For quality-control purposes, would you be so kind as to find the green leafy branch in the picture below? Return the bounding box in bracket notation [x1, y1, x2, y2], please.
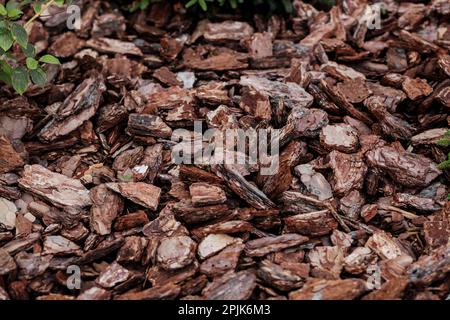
[436, 130, 450, 200]
[0, 0, 63, 95]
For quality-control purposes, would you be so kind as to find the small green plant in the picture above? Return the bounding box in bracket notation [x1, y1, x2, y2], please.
[0, 0, 63, 95]
[436, 130, 450, 199]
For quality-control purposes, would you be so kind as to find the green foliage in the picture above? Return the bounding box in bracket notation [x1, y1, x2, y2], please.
[130, 0, 294, 13]
[0, 0, 63, 95]
[436, 130, 450, 200]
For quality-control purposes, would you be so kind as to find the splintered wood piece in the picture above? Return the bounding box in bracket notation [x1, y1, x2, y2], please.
[244, 234, 309, 257]
[18, 165, 92, 208]
[106, 182, 161, 211]
[309, 246, 345, 279]
[90, 184, 124, 235]
[189, 183, 227, 206]
[215, 165, 275, 210]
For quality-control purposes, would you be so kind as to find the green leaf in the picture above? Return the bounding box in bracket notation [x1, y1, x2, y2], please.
[55, 0, 65, 7]
[33, 3, 42, 15]
[11, 66, 30, 95]
[39, 54, 60, 64]
[30, 67, 47, 86]
[198, 0, 207, 10]
[11, 23, 28, 48]
[0, 28, 13, 51]
[438, 159, 450, 170]
[185, 0, 198, 8]
[0, 4, 7, 16]
[26, 57, 38, 70]
[22, 42, 36, 58]
[0, 61, 12, 86]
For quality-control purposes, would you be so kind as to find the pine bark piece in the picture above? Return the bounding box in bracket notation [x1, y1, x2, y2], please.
[117, 236, 147, 263]
[0, 248, 16, 275]
[339, 190, 365, 220]
[393, 193, 440, 213]
[191, 220, 253, 239]
[189, 183, 227, 207]
[106, 182, 161, 211]
[328, 151, 368, 195]
[116, 283, 180, 300]
[362, 277, 408, 300]
[366, 146, 441, 187]
[14, 252, 52, 279]
[202, 270, 257, 300]
[319, 79, 373, 125]
[408, 244, 450, 285]
[147, 259, 197, 285]
[289, 278, 367, 300]
[156, 236, 196, 271]
[78, 238, 124, 265]
[402, 77, 433, 100]
[257, 260, 309, 292]
[0, 136, 24, 174]
[320, 124, 359, 153]
[365, 231, 410, 260]
[172, 200, 230, 224]
[113, 211, 149, 231]
[197, 234, 238, 260]
[153, 67, 182, 87]
[203, 21, 254, 41]
[284, 210, 338, 237]
[240, 76, 314, 109]
[309, 246, 345, 279]
[245, 234, 309, 258]
[0, 198, 17, 230]
[294, 165, 333, 201]
[200, 243, 244, 278]
[78, 287, 111, 300]
[321, 62, 366, 81]
[43, 236, 82, 256]
[279, 107, 329, 147]
[49, 32, 85, 58]
[184, 49, 248, 71]
[216, 165, 275, 210]
[244, 32, 273, 59]
[112, 147, 144, 173]
[86, 37, 143, 56]
[344, 247, 377, 274]
[18, 165, 92, 208]
[38, 74, 105, 142]
[179, 165, 223, 185]
[1, 232, 40, 255]
[96, 262, 131, 289]
[239, 87, 272, 120]
[336, 78, 371, 103]
[90, 184, 124, 235]
[127, 113, 172, 139]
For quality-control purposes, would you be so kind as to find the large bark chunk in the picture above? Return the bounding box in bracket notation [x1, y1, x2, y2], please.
[90, 184, 124, 235]
[0, 136, 24, 173]
[202, 270, 257, 300]
[245, 234, 309, 257]
[106, 182, 161, 211]
[18, 165, 92, 208]
[289, 278, 367, 300]
[366, 146, 441, 187]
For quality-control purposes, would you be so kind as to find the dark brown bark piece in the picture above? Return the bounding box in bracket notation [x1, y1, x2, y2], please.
[127, 114, 172, 139]
[115, 283, 180, 300]
[113, 211, 149, 231]
[284, 210, 338, 237]
[328, 151, 367, 195]
[0, 136, 24, 174]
